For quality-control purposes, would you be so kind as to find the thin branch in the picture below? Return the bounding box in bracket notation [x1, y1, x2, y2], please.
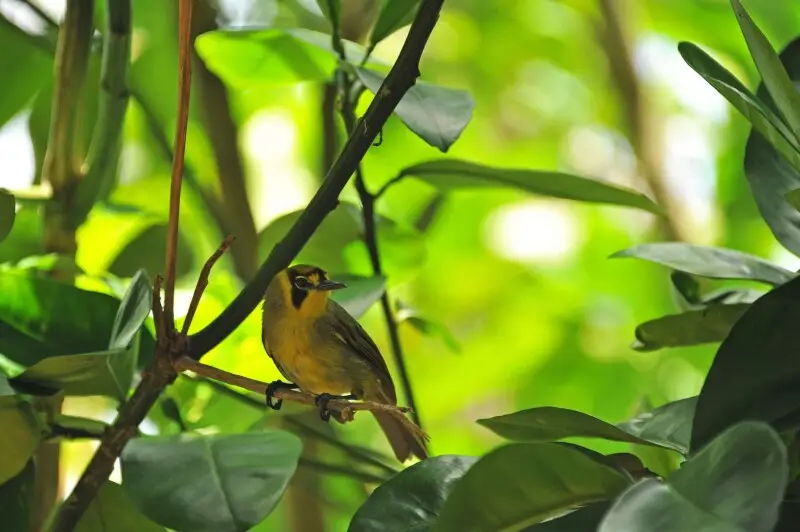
[164, 0, 194, 327]
[188, 0, 448, 360]
[298, 457, 388, 484]
[174, 357, 426, 442]
[19, 0, 58, 30]
[182, 235, 235, 335]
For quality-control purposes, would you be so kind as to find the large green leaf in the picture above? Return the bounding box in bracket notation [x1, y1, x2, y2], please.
[121, 431, 302, 532]
[0, 459, 35, 531]
[478, 399, 692, 454]
[612, 243, 793, 286]
[369, 0, 420, 46]
[109, 270, 152, 350]
[691, 276, 800, 451]
[679, 42, 800, 175]
[731, 0, 800, 141]
[0, 393, 40, 485]
[431, 442, 630, 531]
[0, 189, 14, 243]
[393, 159, 663, 214]
[355, 67, 475, 152]
[11, 349, 134, 400]
[329, 274, 386, 318]
[743, 36, 800, 256]
[632, 304, 750, 351]
[76, 482, 165, 532]
[0, 18, 52, 129]
[600, 422, 787, 532]
[349, 455, 478, 532]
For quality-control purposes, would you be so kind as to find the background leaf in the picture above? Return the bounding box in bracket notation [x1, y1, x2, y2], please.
[348, 455, 477, 532]
[329, 274, 386, 318]
[369, 0, 420, 46]
[121, 431, 303, 532]
[632, 304, 750, 351]
[0, 459, 35, 531]
[0, 395, 40, 485]
[0, 189, 15, 243]
[76, 482, 165, 532]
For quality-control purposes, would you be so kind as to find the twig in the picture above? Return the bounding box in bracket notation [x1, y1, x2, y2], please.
[298, 457, 388, 484]
[182, 235, 235, 335]
[163, 0, 194, 327]
[174, 357, 426, 442]
[19, 0, 58, 30]
[188, 0, 448, 360]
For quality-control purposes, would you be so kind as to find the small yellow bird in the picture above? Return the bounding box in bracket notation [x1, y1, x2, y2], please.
[261, 264, 428, 462]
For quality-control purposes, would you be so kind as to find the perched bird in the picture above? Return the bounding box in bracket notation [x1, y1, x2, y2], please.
[261, 264, 428, 462]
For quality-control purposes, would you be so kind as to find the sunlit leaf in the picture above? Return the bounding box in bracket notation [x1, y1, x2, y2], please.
[349, 455, 477, 532]
[329, 274, 386, 318]
[355, 67, 474, 152]
[0, 18, 52, 130]
[431, 443, 630, 531]
[0, 391, 40, 485]
[612, 243, 793, 286]
[600, 422, 787, 532]
[731, 0, 800, 141]
[0, 189, 15, 243]
[0, 459, 35, 531]
[369, 0, 420, 46]
[121, 431, 302, 532]
[691, 276, 800, 450]
[632, 304, 750, 351]
[76, 482, 165, 532]
[394, 159, 663, 214]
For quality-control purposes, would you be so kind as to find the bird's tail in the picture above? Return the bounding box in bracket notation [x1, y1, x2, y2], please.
[373, 411, 429, 463]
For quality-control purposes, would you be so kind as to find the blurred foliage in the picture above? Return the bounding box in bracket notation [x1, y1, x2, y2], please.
[2, 0, 800, 530]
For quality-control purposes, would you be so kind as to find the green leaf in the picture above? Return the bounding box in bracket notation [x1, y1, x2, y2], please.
[612, 243, 793, 286]
[397, 304, 460, 353]
[109, 270, 152, 350]
[525, 503, 611, 531]
[0, 18, 52, 129]
[431, 443, 630, 531]
[48, 414, 108, 440]
[76, 482, 165, 532]
[121, 431, 303, 532]
[670, 271, 702, 309]
[743, 36, 800, 256]
[477, 401, 690, 454]
[632, 304, 750, 351]
[348, 455, 478, 532]
[355, 67, 474, 152]
[0, 459, 35, 531]
[731, 0, 800, 141]
[600, 422, 787, 532]
[616, 397, 696, 455]
[316, 0, 341, 29]
[0, 397, 40, 485]
[370, 0, 420, 46]
[329, 274, 386, 318]
[395, 159, 663, 214]
[691, 276, 800, 451]
[11, 349, 134, 400]
[679, 42, 800, 175]
[0, 189, 15, 243]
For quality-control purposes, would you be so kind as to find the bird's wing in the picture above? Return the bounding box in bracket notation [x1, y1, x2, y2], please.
[326, 300, 396, 398]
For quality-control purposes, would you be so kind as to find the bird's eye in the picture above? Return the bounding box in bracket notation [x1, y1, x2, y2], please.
[293, 276, 312, 290]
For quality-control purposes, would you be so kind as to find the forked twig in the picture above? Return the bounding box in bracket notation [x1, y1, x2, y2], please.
[181, 235, 235, 335]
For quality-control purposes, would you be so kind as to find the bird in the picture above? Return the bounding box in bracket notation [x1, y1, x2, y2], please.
[261, 264, 428, 462]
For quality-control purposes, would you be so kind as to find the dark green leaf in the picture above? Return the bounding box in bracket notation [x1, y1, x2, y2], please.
[743, 36, 800, 256]
[612, 243, 793, 286]
[679, 42, 800, 174]
[109, 270, 152, 350]
[348, 455, 477, 532]
[600, 422, 787, 532]
[670, 271, 702, 309]
[478, 402, 689, 454]
[12, 349, 133, 400]
[692, 276, 800, 450]
[370, 0, 420, 46]
[0, 459, 35, 530]
[396, 159, 663, 214]
[0, 398, 40, 485]
[731, 0, 800, 141]
[121, 431, 302, 532]
[49, 414, 108, 440]
[355, 67, 474, 152]
[632, 304, 750, 351]
[0, 19, 52, 129]
[76, 482, 165, 532]
[0, 189, 15, 243]
[524, 503, 610, 531]
[329, 275, 386, 318]
[616, 397, 696, 455]
[432, 443, 630, 531]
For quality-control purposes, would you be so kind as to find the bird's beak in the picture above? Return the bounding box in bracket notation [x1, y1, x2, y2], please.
[316, 279, 347, 291]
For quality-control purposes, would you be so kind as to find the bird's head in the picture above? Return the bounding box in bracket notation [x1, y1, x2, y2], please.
[281, 264, 347, 313]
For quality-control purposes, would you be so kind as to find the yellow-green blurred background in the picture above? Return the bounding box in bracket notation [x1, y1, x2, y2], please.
[3, 0, 800, 529]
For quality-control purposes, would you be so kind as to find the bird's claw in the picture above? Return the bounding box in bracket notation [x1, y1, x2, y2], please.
[266, 380, 296, 411]
[315, 393, 335, 422]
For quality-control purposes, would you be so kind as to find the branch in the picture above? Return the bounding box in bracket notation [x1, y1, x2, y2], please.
[182, 235, 235, 335]
[188, 0, 447, 360]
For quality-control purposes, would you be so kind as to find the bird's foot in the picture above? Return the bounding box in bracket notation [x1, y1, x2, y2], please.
[265, 380, 298, 411]
[314, 393, 355, 422]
